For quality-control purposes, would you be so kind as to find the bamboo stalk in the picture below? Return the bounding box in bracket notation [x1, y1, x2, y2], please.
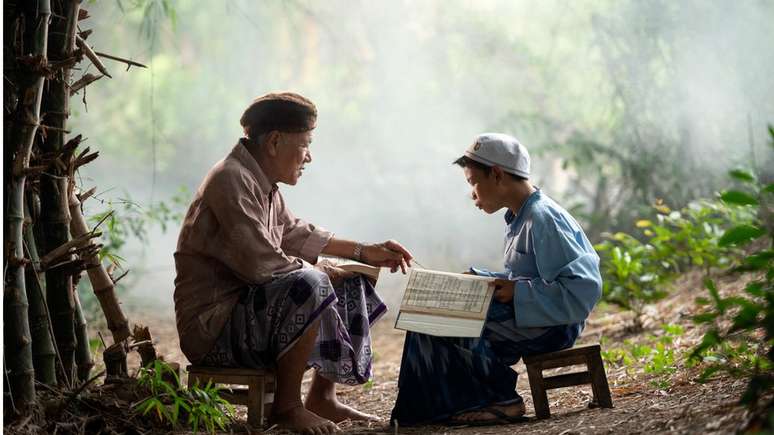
[72, 288, 94, 382]
[68, 191, 131, 343]
[4, 0, 52, 411]
[103, 343, 128, 384]
[39, 0, 81, 386]
[132, 324, 157, 368]
[23, 198, 57, 386]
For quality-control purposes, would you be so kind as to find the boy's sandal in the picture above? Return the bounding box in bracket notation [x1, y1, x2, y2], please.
[447, 406, 530, 427]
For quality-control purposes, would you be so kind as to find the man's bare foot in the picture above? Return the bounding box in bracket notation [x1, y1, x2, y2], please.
[270, 404, 339, 434]
[450, 401, 526, 425]
[305, 395, 381, 423]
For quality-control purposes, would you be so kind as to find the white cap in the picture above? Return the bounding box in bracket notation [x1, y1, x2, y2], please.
[464, 133, 530, 178]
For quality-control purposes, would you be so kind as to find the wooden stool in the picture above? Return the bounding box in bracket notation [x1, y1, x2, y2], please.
[187, 366, 275, 427]
[523, 343, 612, 419]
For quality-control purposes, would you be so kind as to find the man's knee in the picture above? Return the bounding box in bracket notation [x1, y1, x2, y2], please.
[287, 267, 333, 305]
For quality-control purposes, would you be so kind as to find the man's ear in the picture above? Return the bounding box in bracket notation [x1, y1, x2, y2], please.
[265, 131, 280, 157]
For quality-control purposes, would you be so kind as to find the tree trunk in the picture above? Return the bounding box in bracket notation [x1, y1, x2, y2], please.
[3, 0, 52, 412]
[39, 0, 81, 386]
[24, 196, 57, 386]
[68, 191, 131, 343]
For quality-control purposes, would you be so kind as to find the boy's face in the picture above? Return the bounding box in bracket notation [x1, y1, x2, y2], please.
[463, 166, 501, 214]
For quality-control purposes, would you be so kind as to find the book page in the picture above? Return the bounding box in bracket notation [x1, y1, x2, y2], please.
[400, 269, 493, 319]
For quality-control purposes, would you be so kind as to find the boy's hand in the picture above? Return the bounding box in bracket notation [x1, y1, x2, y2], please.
[491, 278, 515, 303]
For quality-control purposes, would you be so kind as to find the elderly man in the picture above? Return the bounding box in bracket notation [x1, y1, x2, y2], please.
[390, 133, 602, 426]
[174, 92, 413, 434]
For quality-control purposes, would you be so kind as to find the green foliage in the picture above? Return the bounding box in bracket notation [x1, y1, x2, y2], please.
[595, 196, 749, 327]
[690, 147, 774, 412]
[601, 324, 684, 389]
[135, 360, 235, 434]
[88, 187, 189, 269]
[595, 231, 670, 321]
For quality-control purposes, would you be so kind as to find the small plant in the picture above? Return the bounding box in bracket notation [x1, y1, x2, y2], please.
[602, 324, 684, 389]
[595, 232, 671, 329]
[135, 360, 235, 434]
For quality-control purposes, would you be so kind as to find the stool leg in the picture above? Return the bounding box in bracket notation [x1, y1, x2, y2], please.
[264, 376, 275, 421]
[247, 377, 262, 427]
[526, 363, 550, 419]
[187, 374, 196, 390]
[587, 353, 613, 408]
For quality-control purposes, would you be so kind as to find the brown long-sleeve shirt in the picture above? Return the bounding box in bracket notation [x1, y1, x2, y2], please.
[173, 139, 332, 363]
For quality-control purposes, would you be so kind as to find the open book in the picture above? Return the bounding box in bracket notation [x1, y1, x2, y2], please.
[321, 257, 381, 282]
[394, 269, 495, 337]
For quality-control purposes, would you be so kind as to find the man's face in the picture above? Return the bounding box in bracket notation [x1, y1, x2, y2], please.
[275, 130, 313, 185]
[464, 165, 501, 214]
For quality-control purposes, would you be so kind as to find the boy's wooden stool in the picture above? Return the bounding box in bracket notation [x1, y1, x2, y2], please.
[523, 343, 613, 419]
[187, 366, 275, 427]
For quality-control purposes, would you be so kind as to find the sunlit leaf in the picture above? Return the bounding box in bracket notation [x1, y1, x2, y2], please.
[636, 219, 652, 228]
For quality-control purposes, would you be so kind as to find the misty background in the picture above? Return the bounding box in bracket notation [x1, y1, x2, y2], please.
[70, 0, 774, 319]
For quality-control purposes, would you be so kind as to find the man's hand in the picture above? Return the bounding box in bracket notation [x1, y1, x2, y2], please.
[490, 278, 515, 304]
[362, 240, 413, 274]
[315, 259, 356, 286]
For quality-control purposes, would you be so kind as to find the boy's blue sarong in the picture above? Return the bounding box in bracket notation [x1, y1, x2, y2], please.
[390, 300, 581, 425]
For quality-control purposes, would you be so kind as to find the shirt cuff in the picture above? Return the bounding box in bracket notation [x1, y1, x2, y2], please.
[299, 227, 334, 263]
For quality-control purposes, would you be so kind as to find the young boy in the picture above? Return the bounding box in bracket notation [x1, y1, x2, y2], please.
[390, 132, 602, 426]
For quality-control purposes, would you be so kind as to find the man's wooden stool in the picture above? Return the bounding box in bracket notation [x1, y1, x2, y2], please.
[523, 343, 613, 419]
[186, 366, 275, 427]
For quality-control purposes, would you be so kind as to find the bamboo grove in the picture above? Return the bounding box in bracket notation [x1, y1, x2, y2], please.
[4, 0, 147, 416]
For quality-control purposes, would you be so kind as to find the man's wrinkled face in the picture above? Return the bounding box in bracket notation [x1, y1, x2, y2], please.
[464, 165, 500, 214]
[275, 130, 313, 185]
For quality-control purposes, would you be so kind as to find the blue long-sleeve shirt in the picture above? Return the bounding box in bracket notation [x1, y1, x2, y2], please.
[470, 189, 602, 328]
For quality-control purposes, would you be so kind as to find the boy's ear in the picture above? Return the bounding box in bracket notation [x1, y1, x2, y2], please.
[491, 165, 505, 183]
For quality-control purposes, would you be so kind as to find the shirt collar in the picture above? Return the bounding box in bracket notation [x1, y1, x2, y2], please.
[230, 138, 277, 195]
[505, 188, 541, 225]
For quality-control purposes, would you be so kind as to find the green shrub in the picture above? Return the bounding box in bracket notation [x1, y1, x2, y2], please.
[596, 191, 752, 329]
[690, 161, 774, 419]
[135, 360, 235, 434]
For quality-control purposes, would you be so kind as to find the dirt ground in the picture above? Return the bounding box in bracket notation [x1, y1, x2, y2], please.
[119, 270, 759, 434]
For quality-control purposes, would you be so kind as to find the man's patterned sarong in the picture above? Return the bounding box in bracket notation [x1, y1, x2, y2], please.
[200, 268, 386, 385]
